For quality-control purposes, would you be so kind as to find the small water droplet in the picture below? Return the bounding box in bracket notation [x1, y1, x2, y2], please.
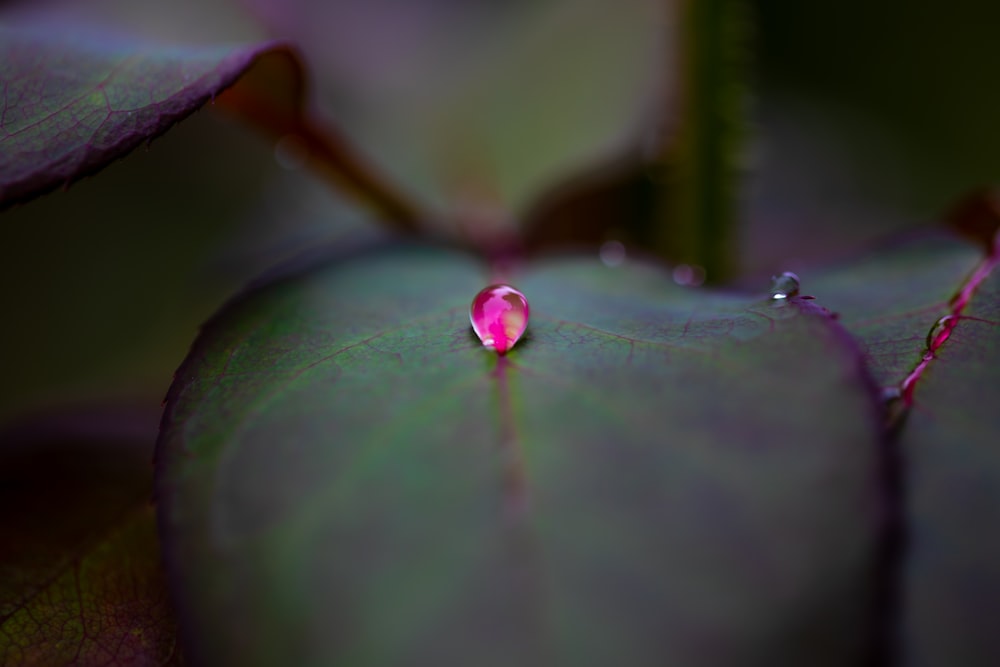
[599, 240, 626, 267]
[470, 284, 529, 355]
[672, 264, 706, 287]
[770, 271, 800, 299]
[274, 134, 309, 171]
[881, 386, 908, 429]
[925, 314, 955, 350]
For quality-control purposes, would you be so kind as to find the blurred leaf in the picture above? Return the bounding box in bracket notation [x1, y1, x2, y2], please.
[0, 407, 179, 666]
[0, 21, 292, 209]
[240, 0, 670, 238]
[157, 243, 882, 666]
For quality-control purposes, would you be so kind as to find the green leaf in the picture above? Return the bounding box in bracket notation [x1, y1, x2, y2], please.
[0, 408, 179, 666]
[157, 244, 883, 666]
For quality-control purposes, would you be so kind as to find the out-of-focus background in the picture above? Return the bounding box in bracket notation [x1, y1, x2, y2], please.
[3, 0, 1000, 426]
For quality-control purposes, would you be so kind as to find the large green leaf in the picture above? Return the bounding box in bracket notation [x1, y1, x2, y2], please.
[157, 243, 883, 666]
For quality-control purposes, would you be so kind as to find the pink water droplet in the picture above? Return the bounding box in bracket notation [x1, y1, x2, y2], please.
[470, 284, 529, 354]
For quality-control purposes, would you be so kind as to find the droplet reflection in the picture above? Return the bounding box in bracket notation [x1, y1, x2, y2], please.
[926, 315, 956, 350]
[470, 284, 529, 355]
[770, 271, 801, 300]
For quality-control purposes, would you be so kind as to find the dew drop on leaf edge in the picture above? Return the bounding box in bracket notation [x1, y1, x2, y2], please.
[599, 240, 626, 267]
[770, 271, 801, 300]
[925, 314, 956, 350]
[673, 264, 706, 287]
[470, 284, 529, 355]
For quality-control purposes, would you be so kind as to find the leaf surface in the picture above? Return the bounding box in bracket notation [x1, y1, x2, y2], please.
[0, 22, 290, 209]
[806, 232, 982, 387]
[157, 244, 883, 666]
[896, 241, 1000, 666]
[800, 227, 1000, 664]
[0, 408, 179, 666]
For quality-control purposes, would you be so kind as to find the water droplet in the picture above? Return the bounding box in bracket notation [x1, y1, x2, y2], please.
[599, 240, 626, 267]
[274, 134, 308, 171]
[881, 386, 902, 402]
[882, 386, 908, 429]
[672, 264, 706, 287]
[470, 284, 529, 355]
[925, 314, 955, 350]
[770, 271, 800, 299]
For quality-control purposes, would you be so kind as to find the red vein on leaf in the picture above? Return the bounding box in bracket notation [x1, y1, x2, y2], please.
[899, 234, 1000, 404]
[494, 356, 529, 518]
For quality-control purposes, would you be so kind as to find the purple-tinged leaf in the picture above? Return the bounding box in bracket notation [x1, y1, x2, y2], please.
[157, 244, 883, 666]
[897, 236, 1000, 666]
[0, 406, 179, 666]
[0, 24, 289, 209]
[805, 232, 982, 388]
[796, 220, 1000, 663]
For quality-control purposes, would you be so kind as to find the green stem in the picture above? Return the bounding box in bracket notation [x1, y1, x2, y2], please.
[652, 0, 748, 283]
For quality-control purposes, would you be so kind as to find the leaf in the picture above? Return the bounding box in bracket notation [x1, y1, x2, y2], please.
[805, 232, 982, 388]
[157, 243, 884, 666]
[0, 407, 179, 666]
[239, 0, 669, 232]
[798, 225, 1000, 664]
[0, 22, 291, 210]
[896, 242, 1000, 666]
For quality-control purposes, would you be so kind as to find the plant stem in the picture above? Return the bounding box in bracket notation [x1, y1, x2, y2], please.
[650, 0, 747, 283]
[215, 48, 425, 233]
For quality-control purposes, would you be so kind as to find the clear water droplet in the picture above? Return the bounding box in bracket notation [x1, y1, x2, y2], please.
[470, 284, 529, 354]
[770, 271, 800, 299]
[925, 314, 955, 350]
[673, 264, 706, 287]
[599, 240, 626, 267]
